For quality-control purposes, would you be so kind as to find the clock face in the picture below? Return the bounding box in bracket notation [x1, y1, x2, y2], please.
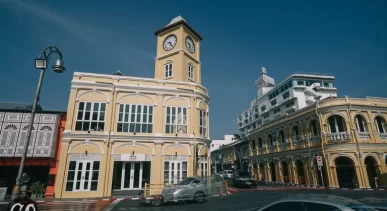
[163, 34, 177, 51]
[185, 36, 195, 53]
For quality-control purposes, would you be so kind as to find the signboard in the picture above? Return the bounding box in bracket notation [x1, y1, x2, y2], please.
[316, 156, 323, 167]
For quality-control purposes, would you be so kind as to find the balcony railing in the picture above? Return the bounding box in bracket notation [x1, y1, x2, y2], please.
[358, 132, 371, 140]
[279, 142, 290, 151]
[326, 132, 351, 143]
[377, 132, 387, 141]
[268, 145, 276, 153]
[258, 148, 265, 155]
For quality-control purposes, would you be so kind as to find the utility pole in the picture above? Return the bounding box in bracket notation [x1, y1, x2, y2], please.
[193, 132, 197, 176]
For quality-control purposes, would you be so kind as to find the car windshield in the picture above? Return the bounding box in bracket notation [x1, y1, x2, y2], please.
[239, 172, 251, 177]
[177, 178, 195, 185]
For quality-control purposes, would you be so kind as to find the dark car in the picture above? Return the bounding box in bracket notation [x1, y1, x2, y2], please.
[233, 171, 255, 188]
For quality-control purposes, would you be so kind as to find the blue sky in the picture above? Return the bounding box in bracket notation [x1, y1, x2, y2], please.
[0, 0, 386, 139]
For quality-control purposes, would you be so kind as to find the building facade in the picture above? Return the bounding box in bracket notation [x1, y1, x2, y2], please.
[248, 96, 387, 189]
[234, 68, 387, 189]
[210, 135, 237, 152]
[0, 102, 66, 198]
[54, 16, 211, 198]
[238, 68, 337, 138]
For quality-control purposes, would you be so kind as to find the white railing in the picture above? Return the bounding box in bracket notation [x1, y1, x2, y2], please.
[358, 132, 370, 140]
[378, 133, 387, 140]
[326, 132, 351, 143]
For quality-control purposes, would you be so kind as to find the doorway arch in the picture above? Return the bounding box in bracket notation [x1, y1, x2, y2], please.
[365, 156, 378, 188]
[335, 156, 358, 188]
[259, 163, 265, 181]
[269, 162, 276, 182]
[295, 160, 305, 184]
[281, 161, 289, 183]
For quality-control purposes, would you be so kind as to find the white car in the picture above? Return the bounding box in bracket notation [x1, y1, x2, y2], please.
[251, 194, 378, 211]
[223, 170, 233, 179]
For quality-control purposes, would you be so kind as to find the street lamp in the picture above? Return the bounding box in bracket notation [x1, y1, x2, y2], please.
[12, 46, 65, 199]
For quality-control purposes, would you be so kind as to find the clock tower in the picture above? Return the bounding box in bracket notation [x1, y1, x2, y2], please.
[154, 16, 203, 84]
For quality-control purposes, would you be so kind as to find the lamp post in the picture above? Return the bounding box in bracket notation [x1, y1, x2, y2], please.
[12, 46, 65, 199]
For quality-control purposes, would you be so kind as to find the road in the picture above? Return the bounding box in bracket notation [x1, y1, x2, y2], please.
[0, 200, 108, 211]
[109, 179, 387, 211]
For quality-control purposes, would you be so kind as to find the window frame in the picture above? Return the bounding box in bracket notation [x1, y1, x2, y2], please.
[188, 63, 194, 80]
[165, 62, 173, 79]
[199, 109, 207, 137]
[165, 106, 188, 134]
[117, 104, 154, 133]
[75, 102, 106, 132]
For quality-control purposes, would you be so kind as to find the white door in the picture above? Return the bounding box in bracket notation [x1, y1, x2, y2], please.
[121, 162, 143, 190]
[201, 162, 208, 177]
[169, 161, 183, 184]
[73, 161, 93, 191]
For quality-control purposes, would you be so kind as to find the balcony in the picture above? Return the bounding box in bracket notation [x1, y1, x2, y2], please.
[258, 148, 265, 155]
[376, 132, 387, 141]
[325, 132, 351, 144]
[278, 142, 291, 151]
[268, 145, 276, 153]
[358, 132, 371, 140]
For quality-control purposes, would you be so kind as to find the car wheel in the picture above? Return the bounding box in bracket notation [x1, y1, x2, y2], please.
[151, 199, 162, 207]
[194, 192, 205, 203]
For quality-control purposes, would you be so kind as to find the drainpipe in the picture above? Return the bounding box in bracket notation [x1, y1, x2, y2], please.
[346, 96, 366, 188]
[103, 82, 116, 196]
[316, 100, 327, 187]
[193, 89, 197, 176]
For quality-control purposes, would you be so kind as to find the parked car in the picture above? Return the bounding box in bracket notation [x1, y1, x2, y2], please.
[223, 170, 233, 179]
[233, 171, 255, 188]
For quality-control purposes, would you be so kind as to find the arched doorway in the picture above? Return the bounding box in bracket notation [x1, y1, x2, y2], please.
[336, 156, 358, 188]
[296, 160, 305, 184]
[365, 156, 378, 188]
[253, 163, 258, 178]
[269, 162, 276, 182]
[313, 158, 327, 187]
[281, 161, 289, 183]
[259, 163, 265, 181]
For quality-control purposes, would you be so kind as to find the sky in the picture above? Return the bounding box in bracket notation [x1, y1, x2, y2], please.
[0, 0, 386, 139]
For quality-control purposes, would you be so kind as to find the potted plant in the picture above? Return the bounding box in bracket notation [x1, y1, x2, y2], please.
[29, 181, 45, 199]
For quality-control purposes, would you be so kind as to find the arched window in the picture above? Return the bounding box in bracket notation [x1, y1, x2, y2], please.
[355, 115, 367, 132]
[328, 115, 346, 133]
[375, 116, 387, 133]
[292, 125, 300, 141]
[310, 120, 320, 136]
[278, 130, 285, 143]
[267, 134, 274, 145]
[165, 61, 173, 78]
[258, 137, 263, 148]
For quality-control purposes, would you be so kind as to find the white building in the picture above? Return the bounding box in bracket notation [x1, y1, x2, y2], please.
[210, 135, 237, 152]
[237, 67, 337, 137]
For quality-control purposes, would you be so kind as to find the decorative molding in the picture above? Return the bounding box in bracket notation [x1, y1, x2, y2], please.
[67, 139, 104, 155]
[329, 153, 359, 166]
[116, 92, 157, 106]
[73, 72, 207, 92]
[162, 142, 191, 156]
[111, 141, 155, 155]
[361, 152, 381, 165]
[75, 88, 110, 103]
[163, 94, 191, 108]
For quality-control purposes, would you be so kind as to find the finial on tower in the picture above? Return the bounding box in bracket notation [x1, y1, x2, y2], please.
[261, 67, 267, 75]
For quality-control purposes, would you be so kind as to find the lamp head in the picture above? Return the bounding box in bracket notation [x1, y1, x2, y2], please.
[52, 59, 65, 73]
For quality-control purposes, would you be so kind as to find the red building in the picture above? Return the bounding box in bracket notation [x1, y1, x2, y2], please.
[0, 102, 66, 198]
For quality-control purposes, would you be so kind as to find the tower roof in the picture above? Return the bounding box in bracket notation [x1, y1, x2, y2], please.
[154, 15, 203, 40]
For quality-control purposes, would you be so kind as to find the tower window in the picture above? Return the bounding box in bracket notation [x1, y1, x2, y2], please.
[188, 63, 194, 80]
[165, 62, 173, 79]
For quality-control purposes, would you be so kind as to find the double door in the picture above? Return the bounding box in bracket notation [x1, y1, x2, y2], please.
[72, 161, 96, 191]
[166, 161, 187, 185]
[121, 162, 143, 190]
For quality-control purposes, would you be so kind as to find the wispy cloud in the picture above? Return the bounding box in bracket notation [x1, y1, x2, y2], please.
[5, 0, 155, 61]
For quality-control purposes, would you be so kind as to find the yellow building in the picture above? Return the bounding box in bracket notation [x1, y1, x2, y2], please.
[54, 16, 211, 198]
[249, 96, 387, 189]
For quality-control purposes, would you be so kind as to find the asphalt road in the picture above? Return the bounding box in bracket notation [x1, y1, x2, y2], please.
[108, 179, 387, 211]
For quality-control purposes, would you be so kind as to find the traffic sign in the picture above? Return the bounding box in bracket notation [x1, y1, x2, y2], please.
[316, 156, 323, 167]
